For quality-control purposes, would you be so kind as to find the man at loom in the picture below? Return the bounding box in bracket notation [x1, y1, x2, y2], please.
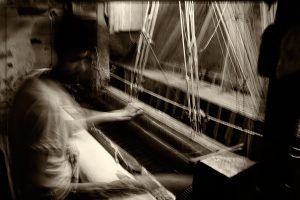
[8, 14, 192, 200]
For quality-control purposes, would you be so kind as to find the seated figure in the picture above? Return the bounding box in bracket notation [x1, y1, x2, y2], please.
[8, 14, 191, 200]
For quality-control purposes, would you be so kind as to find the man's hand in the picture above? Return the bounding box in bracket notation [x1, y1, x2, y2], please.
[112, 102, 143, 121]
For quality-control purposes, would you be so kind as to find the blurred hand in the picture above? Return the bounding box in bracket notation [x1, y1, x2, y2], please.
[113, 102, 143, 121]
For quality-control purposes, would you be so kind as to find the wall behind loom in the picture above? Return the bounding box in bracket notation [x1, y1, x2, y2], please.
[0, 6, 51, 138]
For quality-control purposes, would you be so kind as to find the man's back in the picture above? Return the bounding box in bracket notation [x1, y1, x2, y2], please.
[9, 77, 81, 199]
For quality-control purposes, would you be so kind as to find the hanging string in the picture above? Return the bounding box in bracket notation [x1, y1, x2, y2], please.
[179, 1, 192, 133]
[126, 2, 271, 142]
[179, 1, 191, 120]
[211, 8, 235, 91]
[213, 2, 261, 116]
[130, 1, 160, 100]
[187, 1, 197, 134]
[216, 2, 272, 116]
[140, 31, 169, 83]
[131, 1, 149, 98]
[136, 3, 153, 92]
[190, 2, 203, 134]
[128, 1, 135, 43]
[208, 2, 275, 153]
[212, 4, 239, 93]
[140, 2, 160, 88]
[198, 3, 227, 53]
[179, 1, 206, 136]
[189, 1, 199, 134]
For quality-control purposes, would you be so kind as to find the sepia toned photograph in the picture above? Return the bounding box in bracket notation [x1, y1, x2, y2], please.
[0, 0, 299, 199]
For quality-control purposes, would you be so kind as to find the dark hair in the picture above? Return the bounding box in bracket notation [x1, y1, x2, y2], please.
[53, 14, 97, 59]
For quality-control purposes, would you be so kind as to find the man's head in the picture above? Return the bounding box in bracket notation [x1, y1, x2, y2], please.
[53, 14, 97, 84]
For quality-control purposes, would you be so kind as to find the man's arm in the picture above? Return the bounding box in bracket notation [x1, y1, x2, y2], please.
[78, 102, 143, 124]
[68, 176, 175, 200]
[68, 179, 149, 200]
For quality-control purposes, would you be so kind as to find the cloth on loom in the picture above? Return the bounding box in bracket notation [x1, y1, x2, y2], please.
[69, 129, 134, 183]
[70, 125, 176, 200]
[88, 124, 143, 174]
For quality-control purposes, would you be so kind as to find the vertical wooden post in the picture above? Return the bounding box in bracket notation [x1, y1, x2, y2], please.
[94, 3, 110, 94]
